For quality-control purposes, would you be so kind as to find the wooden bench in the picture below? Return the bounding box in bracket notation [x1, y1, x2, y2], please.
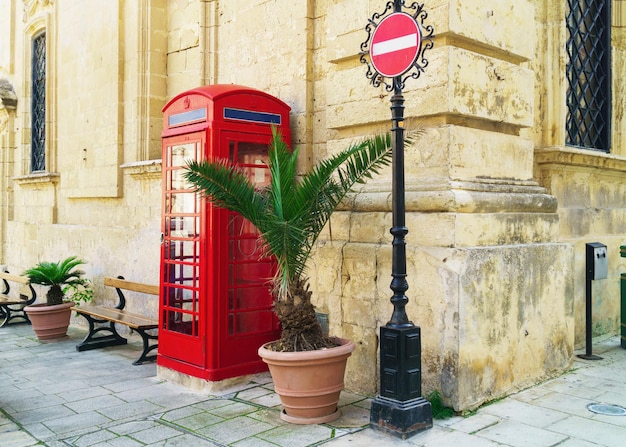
[0, 271, 37, 328]
[74, 276, 159, 365]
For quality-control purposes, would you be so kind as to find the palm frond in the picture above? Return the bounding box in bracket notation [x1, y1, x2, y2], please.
[183, 130, 399, 302]
[184, 158, 267, 227]
[24, 256, 87, 287]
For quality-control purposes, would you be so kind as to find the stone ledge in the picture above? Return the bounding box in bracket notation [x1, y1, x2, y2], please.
[120, 159, 162, 180]
[341, 179, 557, 214]
[535, 146, 626, 173]
[13, 172, 60, 186]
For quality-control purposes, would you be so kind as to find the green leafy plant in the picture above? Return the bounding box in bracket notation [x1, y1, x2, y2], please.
[426, 390, 455, 419]
[184, 128, 396, 352]
[24, 256, 93, 306]
[62, 280, 94, 305]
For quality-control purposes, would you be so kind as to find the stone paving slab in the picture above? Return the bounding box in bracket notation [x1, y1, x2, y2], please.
[547, 414, 626, 446]
[2, 323, 626, 446]
[474, 418, 569, 447]
[0, 410, 39, 447]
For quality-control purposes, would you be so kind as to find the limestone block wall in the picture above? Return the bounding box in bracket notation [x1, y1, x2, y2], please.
[536, 150, 626, 346]
[531, 4, 626, 348]
[4, 164, 162, 327]
[1, 0, 165, 326]
[308, 0, 575, 411]
[0, 0, 15, 264]
[215, 1, 312, 149]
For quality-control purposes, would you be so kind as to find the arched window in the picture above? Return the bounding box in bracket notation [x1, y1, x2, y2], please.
[31, 31, 46, 172]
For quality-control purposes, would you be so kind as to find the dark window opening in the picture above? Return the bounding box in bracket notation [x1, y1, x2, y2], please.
[566, 0, 611, 152]
[31, 32, 46, 172]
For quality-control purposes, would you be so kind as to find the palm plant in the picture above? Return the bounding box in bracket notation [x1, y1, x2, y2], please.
[184, 129, 395, 352]
[24, 256, 93, 306]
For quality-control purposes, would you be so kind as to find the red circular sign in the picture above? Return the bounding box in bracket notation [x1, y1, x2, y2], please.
[370, 13, 421, 78]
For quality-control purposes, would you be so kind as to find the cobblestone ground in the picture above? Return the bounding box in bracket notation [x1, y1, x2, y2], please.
[1, 323, 626, 446]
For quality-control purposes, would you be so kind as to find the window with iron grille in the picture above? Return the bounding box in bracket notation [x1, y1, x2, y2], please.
[566, 0, 611, 152]
[31, 32, 46, 172]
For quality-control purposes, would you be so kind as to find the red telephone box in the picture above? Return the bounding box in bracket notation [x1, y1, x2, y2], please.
[159, 85, 290, 381]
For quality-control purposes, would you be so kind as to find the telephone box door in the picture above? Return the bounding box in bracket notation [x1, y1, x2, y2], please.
[217, 131, 280, 370]
[160, 132, 206, 367]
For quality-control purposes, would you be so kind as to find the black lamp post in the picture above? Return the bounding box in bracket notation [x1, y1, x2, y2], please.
[360, 0, 434, 439]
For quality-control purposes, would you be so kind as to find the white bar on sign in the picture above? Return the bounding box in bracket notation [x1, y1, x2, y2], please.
[372, 33, 418, 56]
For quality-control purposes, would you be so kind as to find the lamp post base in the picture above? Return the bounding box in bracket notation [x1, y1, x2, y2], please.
[577, 354, 603, 360]
[370, 395, 433, 439]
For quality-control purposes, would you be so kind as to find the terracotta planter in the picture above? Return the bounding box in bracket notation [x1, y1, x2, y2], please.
[258, 337, 355, 424]
[24, 302, 75, 340]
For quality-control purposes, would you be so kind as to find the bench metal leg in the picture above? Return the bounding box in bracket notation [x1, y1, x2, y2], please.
[0, 306, 7, 327]
[0, 306, 11, 327]
[75, 313, 127, 351]
[132, 328, 158, 365]
[0, 305, 31, 328]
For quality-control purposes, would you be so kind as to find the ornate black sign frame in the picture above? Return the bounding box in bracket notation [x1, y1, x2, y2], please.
[360, 1, 434, 91]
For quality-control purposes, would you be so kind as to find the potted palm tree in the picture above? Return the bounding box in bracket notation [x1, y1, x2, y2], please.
[24, 256, 93, 340]
[184, 129, 395, 424]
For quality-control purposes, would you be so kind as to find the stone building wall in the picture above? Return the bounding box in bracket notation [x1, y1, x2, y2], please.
[306, 0, 574, 410]
[532, 1, 626, 348]
[0, 0, 165, 325]
[0, 0, 624, 411]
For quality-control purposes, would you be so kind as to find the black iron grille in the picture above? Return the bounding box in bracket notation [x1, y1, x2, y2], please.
[566, 0, 611, 152]
[31, 32, 46, 172]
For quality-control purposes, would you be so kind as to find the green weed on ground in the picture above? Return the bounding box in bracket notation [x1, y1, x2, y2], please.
[426, 390, 455, 419]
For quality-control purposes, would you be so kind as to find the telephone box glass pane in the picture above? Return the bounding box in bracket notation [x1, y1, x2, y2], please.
[166, 311, 198, 335]
[238, 142, 266, 164]
[229, 239, 263, 261]
[171, 143, 196, 167]
[238, 142, 270, 188]
[236, 310, 274, 334]
[229, 214, 258, 237]
[167, 192, 199, 214]
[168, 240, 198, 262]
[165, 216, 199, 238]
[229, 285, 271, 310]
[231, 262, 274, 285]
[169, 169, 190, 191]
[164, 263, 199, 287]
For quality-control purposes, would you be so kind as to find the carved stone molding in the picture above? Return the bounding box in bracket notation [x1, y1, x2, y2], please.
[23, 0, 53, 23]
[121, 159, 162, 180]
[536, 146, 626, 173]
[13, 171, 59, 186]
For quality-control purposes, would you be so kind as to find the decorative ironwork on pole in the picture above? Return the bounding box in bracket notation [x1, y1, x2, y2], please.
[360, 0, 435, 439]
[359, 1, 434, 92]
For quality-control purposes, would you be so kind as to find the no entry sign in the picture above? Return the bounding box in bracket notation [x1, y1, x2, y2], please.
[370, 12, 421, 78]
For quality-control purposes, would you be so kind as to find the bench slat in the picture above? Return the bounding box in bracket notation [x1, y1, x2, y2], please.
[75, 305, 158, 330]
[0, 295, 28, 305]
[0, 272, 30, 284]
[104, 277, 159, 295]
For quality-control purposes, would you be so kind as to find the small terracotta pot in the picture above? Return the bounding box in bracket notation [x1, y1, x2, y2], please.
[24, 302, 75, 340]
[258, 337, 355, 424]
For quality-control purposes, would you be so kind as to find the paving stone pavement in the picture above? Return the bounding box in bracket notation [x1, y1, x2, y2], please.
[1, 323, 626, 446]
